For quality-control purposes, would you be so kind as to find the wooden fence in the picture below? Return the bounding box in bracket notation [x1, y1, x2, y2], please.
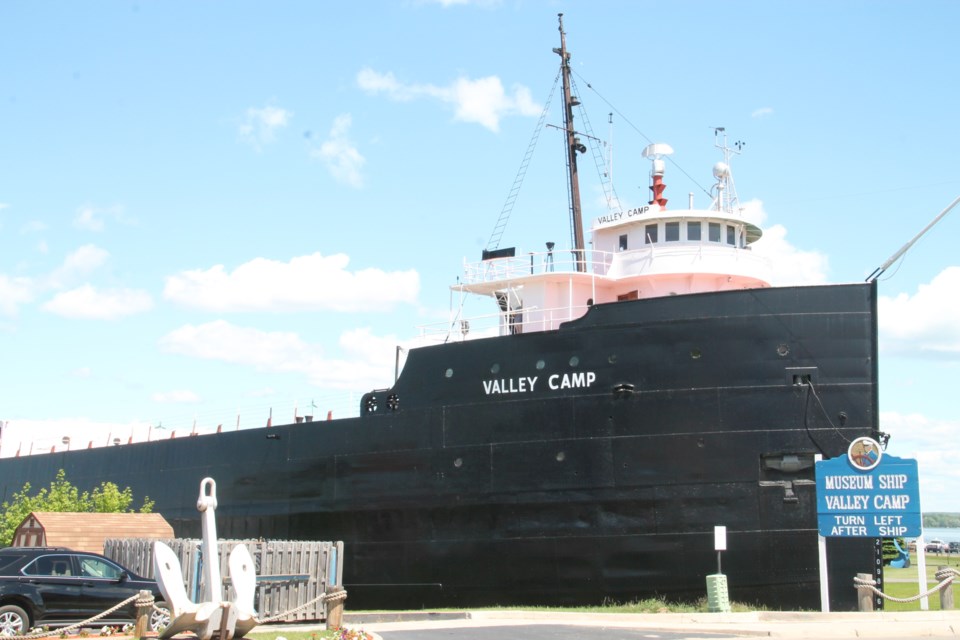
[104, 539, 344, 623]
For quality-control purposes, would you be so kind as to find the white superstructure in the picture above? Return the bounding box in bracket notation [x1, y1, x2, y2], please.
[452, 138, 771, 338]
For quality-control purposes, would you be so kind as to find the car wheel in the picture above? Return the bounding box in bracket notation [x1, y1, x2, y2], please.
[0, 604, 30, 636]
[150, 601, 172, 633]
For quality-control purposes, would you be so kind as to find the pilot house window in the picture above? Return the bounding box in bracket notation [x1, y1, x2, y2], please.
[727, 225, 736, 245]
[687, 222, 701, 241]
[645, 224, 658, 244]
[708, 222, 721, 242]
[665, 221, 679, 242]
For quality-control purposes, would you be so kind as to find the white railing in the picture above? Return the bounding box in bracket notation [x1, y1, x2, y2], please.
[462, 249, 615, 283]
[462, 243, 764, 284]
[417, 302, 593, 342]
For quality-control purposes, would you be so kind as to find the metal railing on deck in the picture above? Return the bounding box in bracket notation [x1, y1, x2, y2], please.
[462, 249, 614, 283]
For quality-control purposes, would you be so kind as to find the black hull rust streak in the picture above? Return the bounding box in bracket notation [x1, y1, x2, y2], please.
[0, 284, 879, 611]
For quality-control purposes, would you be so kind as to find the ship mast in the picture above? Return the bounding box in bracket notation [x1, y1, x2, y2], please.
[555, 13, 586, 272]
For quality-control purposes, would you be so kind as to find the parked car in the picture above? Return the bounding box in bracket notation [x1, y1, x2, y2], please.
[949, 541, 960, 554]
[925, 539, 948, 553]
[0, 547, 170, 636]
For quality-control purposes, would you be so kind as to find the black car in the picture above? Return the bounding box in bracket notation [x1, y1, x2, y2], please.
[0, 547, 170, 635]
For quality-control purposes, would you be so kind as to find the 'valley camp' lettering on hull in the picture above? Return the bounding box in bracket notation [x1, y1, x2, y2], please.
[482, 372, 598, 395]
[483, 377, 538, 395]
[548, 372, 597, 390]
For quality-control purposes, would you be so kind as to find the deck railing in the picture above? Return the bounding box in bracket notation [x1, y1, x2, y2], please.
[462, 249, 614, 283]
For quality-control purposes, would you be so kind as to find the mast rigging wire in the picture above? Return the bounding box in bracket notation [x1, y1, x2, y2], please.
[573, 69, 713, 199]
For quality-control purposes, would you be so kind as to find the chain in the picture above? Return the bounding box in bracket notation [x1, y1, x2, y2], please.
[854, 567, 959, 603]
[2, 594, 141, 640]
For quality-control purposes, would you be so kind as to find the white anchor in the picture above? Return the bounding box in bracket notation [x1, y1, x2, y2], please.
[153, 478, 258, 640]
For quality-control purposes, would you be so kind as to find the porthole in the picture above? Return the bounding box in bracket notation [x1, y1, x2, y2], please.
[777, 344, 790, 357]
[569, 356, 580, 367]
[453, 457, 463, 468]
[490, 363, 500, 374]
[690, 349, 702, 359]
[536, 360, 546, 370]
[445, 368, 454, 378]
[556, 451, 566, 462]
[608, 354, 618, 364]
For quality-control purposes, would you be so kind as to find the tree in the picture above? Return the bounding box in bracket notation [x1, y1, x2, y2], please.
[0, 469, 153, 546]
[882, 537, 909, 566]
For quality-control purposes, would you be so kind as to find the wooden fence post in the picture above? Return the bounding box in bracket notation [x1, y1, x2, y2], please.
[324, 586, 347, 630]
[938, 566, 954, 611]
[135, 590, 154, 639]
[856, 573, 874, 612]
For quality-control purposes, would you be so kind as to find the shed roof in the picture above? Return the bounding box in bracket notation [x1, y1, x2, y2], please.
[14, 512, 174, 553]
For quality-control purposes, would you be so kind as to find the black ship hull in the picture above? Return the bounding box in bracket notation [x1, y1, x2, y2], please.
[0, 283, 880, 611]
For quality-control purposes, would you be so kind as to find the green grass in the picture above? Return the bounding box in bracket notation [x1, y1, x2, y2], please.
[880, 580, 959, 612]
[885, 551, 960, 582]
[880, 551, 960, 612]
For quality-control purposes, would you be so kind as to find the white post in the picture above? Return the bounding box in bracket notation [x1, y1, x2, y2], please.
[815, 453, 830, 612]
[818, 533, 830, 612]
[916, 534, 929, 611]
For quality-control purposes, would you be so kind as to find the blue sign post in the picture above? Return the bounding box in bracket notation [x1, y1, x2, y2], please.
[815, 439, 921, 537]
[813, 437, 922, 612]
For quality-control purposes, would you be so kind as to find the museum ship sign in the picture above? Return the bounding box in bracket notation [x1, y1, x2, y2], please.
[815, 437, 921, 537]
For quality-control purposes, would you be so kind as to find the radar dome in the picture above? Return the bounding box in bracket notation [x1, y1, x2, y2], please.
[713, 162, 730, 179]
[642, 143, 674, 159]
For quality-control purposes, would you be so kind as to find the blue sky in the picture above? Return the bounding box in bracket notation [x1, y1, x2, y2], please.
[1, 1, 958, 514]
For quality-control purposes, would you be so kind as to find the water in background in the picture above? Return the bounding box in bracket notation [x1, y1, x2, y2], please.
[916, 527, 960, 543]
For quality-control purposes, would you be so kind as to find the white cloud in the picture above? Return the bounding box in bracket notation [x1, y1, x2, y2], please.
[313, 114, 365, 188]
[878, 266, 960, 358]
[357, 67, 540, 132]
[43, 284, 154, 319]
[339, 327, 402, 367]
[153, 390, 201, 404]
[740, 198, 830, 286]
[46, 244, 110, 288]
[880, 411, 960, 512]
[0, 274, 34, 316]
[357, 69, 409, 97]
[159, 320, 397, 391]
[74, 204, 126, 231]
[163, 251, 419, 313]
[239, 105, 292, 149]
[751, 107, 774, 118]
[1, 244, 118, 316]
